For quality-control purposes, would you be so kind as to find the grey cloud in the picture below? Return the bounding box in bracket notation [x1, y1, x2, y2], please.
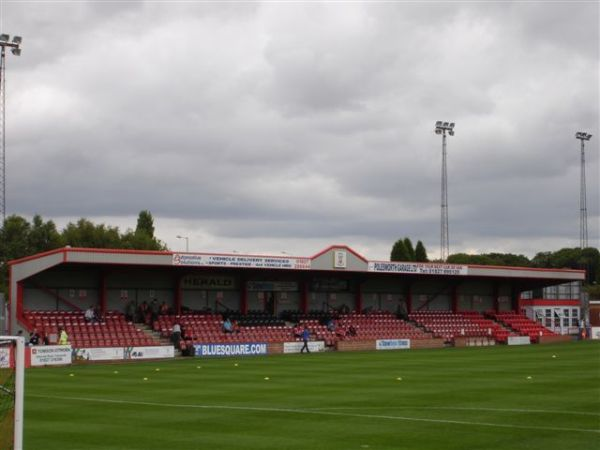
[2, 1, 599, 259]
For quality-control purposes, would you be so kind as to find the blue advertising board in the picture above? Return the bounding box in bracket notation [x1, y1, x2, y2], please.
[194, 343, 268, 357]
[375, 339, 411, 350]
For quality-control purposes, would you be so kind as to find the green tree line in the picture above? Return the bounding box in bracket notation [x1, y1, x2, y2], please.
[391, 238, 599, 295]
[0, 211, 165, 296]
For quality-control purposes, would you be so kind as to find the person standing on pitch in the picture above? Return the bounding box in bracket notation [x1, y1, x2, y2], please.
[300, 326, 311, 353]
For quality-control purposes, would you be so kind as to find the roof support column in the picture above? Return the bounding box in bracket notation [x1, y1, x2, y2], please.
[174, 274, 183, 315]
[493, 284, 499, 312]
[301, 280, 308, 315]
[14, 280, 24, 333]
[241, 279, 248, 315]
[355, 281, 363, 314]
[452, 284, 459, 313]
[99, 271, 107, 316]
[406, 282, 413, 314]
[510, 287, 519, 313]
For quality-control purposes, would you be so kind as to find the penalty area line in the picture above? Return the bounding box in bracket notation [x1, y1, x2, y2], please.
[28, 394, 600, 434]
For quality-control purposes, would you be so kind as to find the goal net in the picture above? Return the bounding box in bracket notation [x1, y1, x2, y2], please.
[0, 336, 24, 450]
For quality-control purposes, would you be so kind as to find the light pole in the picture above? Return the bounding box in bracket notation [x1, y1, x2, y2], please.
[435, 121, 455, 262]
[176, 235, 189, 252]
[575, 131, 592, 249]
[0, 34, 22, 223]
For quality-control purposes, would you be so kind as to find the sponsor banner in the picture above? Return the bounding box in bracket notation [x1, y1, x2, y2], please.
[0, 347, 10, 368]
[72, 347, 124, 362]
[592, 327, 600, 340]
[368, 262, 468, 276]
[376, 339, 411, 350]
[124, 346, 175, 360]
[182, 275, 236, 290]
[30, 345, 72, 366]
[507, 336, 531, 346]
[283, 341, 325, 353]
[194, 343, 268, 357]
[173, 253, 311, 270]
[247, 281, 298, 292]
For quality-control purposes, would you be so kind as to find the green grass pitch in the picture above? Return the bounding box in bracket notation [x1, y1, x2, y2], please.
[24, 342, 599, 450]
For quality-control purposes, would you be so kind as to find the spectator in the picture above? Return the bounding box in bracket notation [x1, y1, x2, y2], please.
[172, 322, 182, 349]
[84, 305, 96, 323]
[58, 327, 69, 345]
[293, 324, 303, 338]
[222, 317, 233, 333]
[137, 301, 149, 323]
[326, 318, 336, 332]
[93, 305, 103, 323]
[125, 300, 136, 322]
[300, 327, 311, 353]
[159, 301, 169, 316]
[28, 328, 40, 346]
[347, 324, 357, 337]
[150, 299, 160, 323]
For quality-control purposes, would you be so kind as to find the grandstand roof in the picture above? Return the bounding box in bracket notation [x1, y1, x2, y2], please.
[9, 245, 586, 282]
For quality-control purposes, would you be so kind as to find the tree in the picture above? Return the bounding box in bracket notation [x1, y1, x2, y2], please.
[28, 215, 63, 253]
[390, 239, 410, 261]
[415, 241, 428, 262]
[403, 238, 415, 261]
[61, 218, 121, 248]
[0, 215, 32, 262]
[136, 210, 155, 238]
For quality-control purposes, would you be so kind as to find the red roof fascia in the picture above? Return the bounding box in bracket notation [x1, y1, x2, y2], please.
[466, 264, 585, 275]
[8, 248, 67, 266]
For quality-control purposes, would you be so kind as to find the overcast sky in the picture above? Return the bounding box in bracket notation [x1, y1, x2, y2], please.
[1, 1, 598, 260]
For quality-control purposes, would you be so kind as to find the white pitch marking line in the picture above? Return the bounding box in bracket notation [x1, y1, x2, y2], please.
[306, 406, 600, 417]
[28, 394, 600, 434]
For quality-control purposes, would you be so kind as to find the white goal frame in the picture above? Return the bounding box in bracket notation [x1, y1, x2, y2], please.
[0, 335, 24, 450]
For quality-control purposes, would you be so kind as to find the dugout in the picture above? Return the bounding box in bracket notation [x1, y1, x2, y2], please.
[6, 245, 585, 333]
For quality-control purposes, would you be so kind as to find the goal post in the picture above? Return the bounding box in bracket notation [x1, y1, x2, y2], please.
[0, 336, 24, 450]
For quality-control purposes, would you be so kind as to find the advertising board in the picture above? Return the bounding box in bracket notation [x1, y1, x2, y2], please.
[30, 345, 72, 366]
[194, 343, 268, 357]
[124, 346, 175, 360]
[376, 339, 411, 350]
[283, 341, 325, 353]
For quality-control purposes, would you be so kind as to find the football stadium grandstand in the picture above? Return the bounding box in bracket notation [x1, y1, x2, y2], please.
[6, 245, 584, 356]
[2, 245, 596, 450]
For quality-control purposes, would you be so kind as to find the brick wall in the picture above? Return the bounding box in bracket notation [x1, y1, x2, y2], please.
[410, 338, 445, 349]
[538, 335, 572, 344]
[268, 343, 284, 354]
[336, 340, 376, 351]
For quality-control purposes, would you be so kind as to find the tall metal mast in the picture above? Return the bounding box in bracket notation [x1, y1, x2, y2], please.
[435, 121, 455, 262]
[575, 131, 592, 249]
[0, 33, 22, 223]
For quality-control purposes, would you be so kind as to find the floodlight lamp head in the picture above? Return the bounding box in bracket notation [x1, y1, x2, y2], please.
[449, 130, 455, 136]
[12, 36, 22, 44]
[0, 34, 9, 42]
[449, 123, 455, 128]
[436, 121, 442, 127]
[443, 122, 449, 128]
[11, 48, 21, 56]
[435, 129, 442, 135]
